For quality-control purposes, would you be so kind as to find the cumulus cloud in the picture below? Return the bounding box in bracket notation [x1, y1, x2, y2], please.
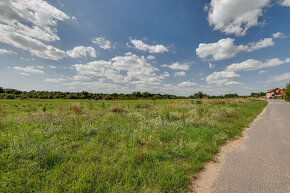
[147, 55, 156, 60]
[73, 54, 168, 86]
[174, 71, 186, 77]
[0, 0, 69, 60]
[92, 37, 113, 50]
[259, 70, 267, 74]
[67, 46, 97, 58]
[0, 48, 16, 55]
[14, 66, 44, 74]
[162, 62, 191, 71]
[178, 81, 197, 87]
[71, 75, 91, 81]
[205, 57, 290, 85]
[226, 58, 290, 72]
[130, 39, 169, 53]
[224, 81, 243, 86]
[209, 63, 215, 69]
[206, 71, 240, 84]
[269, 72, 290, 82]
[272, 32, 286, 38]
[280, 0, 290, 6]
[206, 0, 270, 36]
[44, 78, 66, 83]
[196, 37, 274, 61]
[19, 72, 30, 76]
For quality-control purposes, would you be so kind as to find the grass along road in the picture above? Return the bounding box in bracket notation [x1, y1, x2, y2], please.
[0, 99, 267, 192]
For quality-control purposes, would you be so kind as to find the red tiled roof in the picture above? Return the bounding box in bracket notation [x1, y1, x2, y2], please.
[267, 88, 280, 93]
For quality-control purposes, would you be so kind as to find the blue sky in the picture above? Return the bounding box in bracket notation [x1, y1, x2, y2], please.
[0, 0, 290, 96]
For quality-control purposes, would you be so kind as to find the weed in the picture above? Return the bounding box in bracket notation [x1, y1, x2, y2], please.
[42, 105, 47, 112]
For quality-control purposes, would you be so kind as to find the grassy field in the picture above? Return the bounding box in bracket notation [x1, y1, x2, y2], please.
[0, 98, 267, 192]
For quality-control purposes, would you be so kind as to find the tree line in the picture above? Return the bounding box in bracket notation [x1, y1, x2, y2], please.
[1, 84, 289, 100]
[0, 87, 249, 100]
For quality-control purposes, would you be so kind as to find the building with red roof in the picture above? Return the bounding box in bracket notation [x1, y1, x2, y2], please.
[266, 88, 285, 99]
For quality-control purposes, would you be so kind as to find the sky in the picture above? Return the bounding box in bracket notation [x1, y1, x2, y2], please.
[0, 0, 290, 96]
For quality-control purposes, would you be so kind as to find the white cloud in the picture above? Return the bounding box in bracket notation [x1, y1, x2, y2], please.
[259, 70, 267, 74]
[49, 65, 56, 69]
[14, 66, 44, 74]
[67, 46, 97, 58]
[196, 37, 274, 61]
[224, 81, 242, 86]
[246, 38, 274, 52]
[178, 81, 197, 87]
[174, 71, 186, 77]
[269, 72, 290, 82]
[71, 75, 91, 81]
[92, 37, 112, 50]
[130, 39, 169, 53]
[206, 0, 270, 36]
[272, 32, 286, 38]
[205, 57, 290, 85]
[209, 63, 215, 69]
[0, 0, 69, 60]
[44, 78, 66, 83]
[206, 71, 240, 84]
[162, 62, 191, 71]
[226, 58, 290, 72]
[147, 55, 156, 60]
[74, 54, 167, 86]
[280, 0, 290, 6]
[19, 72, 30, 76]
[0, 48, 16, 55]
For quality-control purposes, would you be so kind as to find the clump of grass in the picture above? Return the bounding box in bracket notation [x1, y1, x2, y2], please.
[109, 106, 127, 113]
[160, 107, 170, 121]
[42, 104, 47, 112]
[136, 103, 153, 109]
[70, 103, 83, 114]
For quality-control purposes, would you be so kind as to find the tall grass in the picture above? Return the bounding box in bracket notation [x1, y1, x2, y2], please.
[0, 99, 267, 192]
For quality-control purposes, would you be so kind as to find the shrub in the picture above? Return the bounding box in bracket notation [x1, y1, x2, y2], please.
[285, 83, 290, 102]
[5, 94, 16, 99]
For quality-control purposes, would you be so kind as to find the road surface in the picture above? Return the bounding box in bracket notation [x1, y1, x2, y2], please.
[196, 100, 290, 193]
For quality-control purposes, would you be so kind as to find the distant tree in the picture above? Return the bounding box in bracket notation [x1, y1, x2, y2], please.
[5, 94, 16, 99]
[192, 91, 206, 99]
[285, 83, 290, 101]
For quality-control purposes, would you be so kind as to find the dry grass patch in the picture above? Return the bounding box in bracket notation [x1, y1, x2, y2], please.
[70, 103, 84, 114]
[109, 106, 127, 113]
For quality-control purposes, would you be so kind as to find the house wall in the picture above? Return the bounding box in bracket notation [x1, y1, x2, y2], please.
[266, 93, 273, 99]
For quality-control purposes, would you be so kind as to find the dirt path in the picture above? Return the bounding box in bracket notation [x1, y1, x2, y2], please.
[192, 100, 290, 193]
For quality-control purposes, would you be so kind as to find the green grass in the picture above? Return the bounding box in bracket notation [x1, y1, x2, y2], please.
[0, 98, 267, 192]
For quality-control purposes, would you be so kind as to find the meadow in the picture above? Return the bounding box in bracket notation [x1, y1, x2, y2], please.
[0, 98, 267, 192]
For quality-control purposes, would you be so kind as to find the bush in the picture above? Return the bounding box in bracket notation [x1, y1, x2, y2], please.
[5, 94, 16, 99]
[285, 83, 290, 102]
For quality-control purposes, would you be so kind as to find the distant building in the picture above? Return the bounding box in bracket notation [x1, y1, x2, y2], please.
[266, 88, 285, 99]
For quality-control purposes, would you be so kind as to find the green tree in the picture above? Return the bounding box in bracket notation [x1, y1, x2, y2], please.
[285, 83, 290, 101]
